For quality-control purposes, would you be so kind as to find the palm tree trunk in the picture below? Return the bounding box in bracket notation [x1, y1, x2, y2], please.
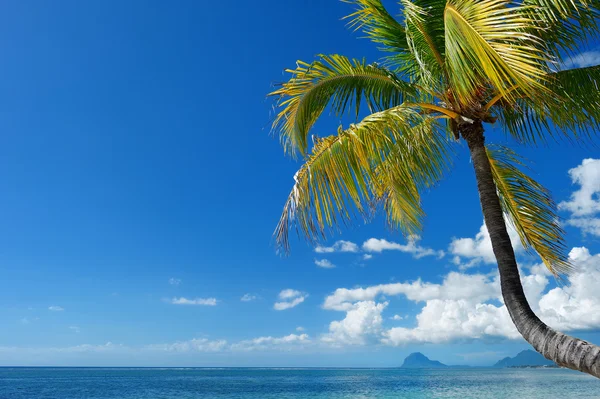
[462, 121, 600, 378]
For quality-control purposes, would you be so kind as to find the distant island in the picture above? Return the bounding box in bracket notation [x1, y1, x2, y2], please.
[494, 350, 557, 368]
[401, 350, 558, 369]
[401, 352, 448, 368]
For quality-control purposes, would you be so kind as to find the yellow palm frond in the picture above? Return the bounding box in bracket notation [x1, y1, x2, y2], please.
[486, 145, 572, 275]
[373, 118, 452, 233]
[270, 54, 417, 157]
[444, 0, 551, 107]
[274, 106, 452, 252]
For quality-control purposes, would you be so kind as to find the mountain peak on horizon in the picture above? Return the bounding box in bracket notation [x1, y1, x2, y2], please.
[401, 352, 448, 368]
[494, 349, 556, 368]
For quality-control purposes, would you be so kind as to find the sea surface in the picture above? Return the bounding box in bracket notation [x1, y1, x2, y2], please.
[0, 367, 599, 399]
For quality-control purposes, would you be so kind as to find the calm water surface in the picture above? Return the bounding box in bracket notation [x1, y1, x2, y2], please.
[0, 367, 598, 399]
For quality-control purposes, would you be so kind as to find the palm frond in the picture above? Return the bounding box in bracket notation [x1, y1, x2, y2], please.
[523, 0, 600, 57]
[486, 145, 572, 275]
[343, 0, 408, 55]
[398, 0, 447, 88]
[274, 105, 452, 252]
[270, 54, 416, 157]
[444, 0, 551, 108]
[374, 118, 453, 232]
[495, 65, 600, 143]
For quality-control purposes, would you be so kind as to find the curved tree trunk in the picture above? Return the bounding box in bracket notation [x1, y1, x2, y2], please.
[462, 121, 600, 378]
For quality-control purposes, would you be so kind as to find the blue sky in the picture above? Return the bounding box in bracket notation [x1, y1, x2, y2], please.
[1, 1, 600, 367]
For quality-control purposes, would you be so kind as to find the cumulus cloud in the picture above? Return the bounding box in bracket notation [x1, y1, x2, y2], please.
[363, 254, 373, 260]
[323, 272, 495, 311]
[449, 222, 523, 268]
[563, 51, 600, 69]
[382, 301, 519, 345]
[324, 245, 600, 347]
[536, 247, 600, 331]
[362, 236, 444, 259]
[169, 297, 218, 306]
[322, 301, 388, 346]
[296, 326, 305, 332]
[390, 314, 403, 321]
[48, 306, 64, 312]
[315, 240, 359, 253]
[168, 278, 181, 286]
[559, 159, 600, 236]
[274, 289, 308, 311]
[315, 259, 335, 269]
[240, 294, 257, 302]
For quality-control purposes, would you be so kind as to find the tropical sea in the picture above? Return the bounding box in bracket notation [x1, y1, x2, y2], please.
[1, 367, 599, 399]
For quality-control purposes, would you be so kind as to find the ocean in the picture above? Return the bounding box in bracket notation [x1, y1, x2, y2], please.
[0, 367, 598, 398]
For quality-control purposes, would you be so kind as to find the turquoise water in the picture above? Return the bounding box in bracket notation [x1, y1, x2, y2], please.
[1, 367, 599, 398]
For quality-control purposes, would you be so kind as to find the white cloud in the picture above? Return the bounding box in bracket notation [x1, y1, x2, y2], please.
[274, 297, 305, 310]
[559, 159, 600, 236]
[564, 218, 600, 237]
[150, 333, 311, 353]
[323, 272, 495, 311]
[382, 299, 519, 345]
[146, 338, 228, 353]
[169, 297, 218, 306]
[231, 333, 311, 351]
[536, 247, 600, 331]
[559, 159, 600, 216]
[563, 51, 600, 69]
[449, 222, 523, 268]
[315, 240, 359, 253]
[322, 301, 388, 346]
[2, 332, 313, 357]
[296, 326, 305, 332]
[48, 306, 64, 312]
[363, 254, 373, 260]
[69, 326, 81, 334]
[315, 259, 336, 269]
[362, 235, 444, 259]
[169, 278, 181, 286]
[278, 289, 302, 300]
[390, 314, 403, 321]
[274, 289, 308, 310]
[240, 293, 257, 302]
[324, 245, 600, 347]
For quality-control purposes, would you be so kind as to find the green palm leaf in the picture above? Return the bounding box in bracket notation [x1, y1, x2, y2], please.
[343, 0, 408, 56]
[495, 65, 600, 143]
[274, 106, 451, 252]
[486, 145, 572, 275]
[373, 118, 452, 233]
[524, 0, 600, 56]
[399, 0, 447, 87]
[270, 54, 417, 157]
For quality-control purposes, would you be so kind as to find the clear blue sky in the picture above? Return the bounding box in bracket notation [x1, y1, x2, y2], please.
[0, 0, 599, 367]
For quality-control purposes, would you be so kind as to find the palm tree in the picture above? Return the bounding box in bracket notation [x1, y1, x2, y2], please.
[269, 0, 600, 378]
